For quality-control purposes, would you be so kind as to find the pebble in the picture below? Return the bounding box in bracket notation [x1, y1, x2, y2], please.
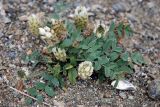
[0, 31, 4, 37]
[128, 95, 134, 100]
[7, 50, 17, 59]
[126, 13, 138, 23]
[112, 2, 131, 13]
[148, 79, 160, 99]
[18, 15, 28, 21]
[119, 92, 127, 99]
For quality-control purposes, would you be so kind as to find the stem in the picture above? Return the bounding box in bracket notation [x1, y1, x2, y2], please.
[8, 86, 52, 107]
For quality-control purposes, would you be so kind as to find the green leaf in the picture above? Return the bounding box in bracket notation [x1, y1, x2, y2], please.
[98, 57, 109, 65]
[87, 44, 102, 53]
[117, 22, 123, 37]
[113, 47, 123, 53]
[61, 39, 72, 47]
[51, 78, 59, 87]
[64, 64, 73, 70]
[36, 82, 45, 90]
[80, 45, 89, 49]
[125, 25, 133, 37]
[103, 39, 112, 51]
[131, 52, 144, 65]
[119, 66, 133, 74]
[42, 73, 53, 81]
[104, 66, 111, 77]
[47, 64, 61, 78]
[109, 52, 119, 61]
[109, 22, 115, 32]
[68, 68, 77, 84]
[66, 20, 74, 33]
[25, 98, 33, 105]
[86, 51, 101, 61]
[36, 94, 43, 103]
[88, 39, 97, 47]
[45, 86, 55, 97]
[121, 52, 129, 61]
[27, 87, 37, 96]
[94, 61, 101, 71]
[70, 56, 77, 65]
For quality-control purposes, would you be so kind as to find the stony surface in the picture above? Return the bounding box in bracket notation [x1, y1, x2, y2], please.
[148, 79, 160, 100]
[0, 0, 160, 107]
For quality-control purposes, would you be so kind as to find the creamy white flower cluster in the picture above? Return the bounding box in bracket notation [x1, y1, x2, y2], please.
[78, 61, 94, 80]
[39, 26, 53, 39]
[52, 47, 67, 62]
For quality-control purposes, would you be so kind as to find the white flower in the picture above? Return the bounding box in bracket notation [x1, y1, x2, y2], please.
[51, 18, 56, 25]
[52, 47, 67, 62]
[75, 6, 88, 17]
[39, 26, 53, 39]
[39, 28, 46, 35]
[94, 20, 109, 38]
[78, 61, 94, 80]
[44, 26, 50, 32]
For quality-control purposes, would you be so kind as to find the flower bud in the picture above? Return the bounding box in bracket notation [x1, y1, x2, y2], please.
[52, 47, 67, 62]
[78, 61, 94, 80]
[94, 20, 109, 38]
[74, 6, 88, 30]
[51, 19, 67, 41]
[28, 14, 41, 36]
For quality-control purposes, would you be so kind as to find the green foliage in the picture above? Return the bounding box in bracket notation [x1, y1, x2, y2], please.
[45, 86, 55, 97]
[24, 4, 145, 105]
[131, 52, 144, 65]
[36, 82, 45, 90]
[27, 87, 37, 97]
[68, 68, 77, 84]
[36, 94, 43, 103]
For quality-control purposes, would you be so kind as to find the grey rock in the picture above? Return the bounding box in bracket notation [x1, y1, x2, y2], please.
[0, 31, 4, 37]
[128, 95, 134, 100]
[147, 2, 155, 9]
[3, 17, 11, 23]
[119, 92, 127, 99]
[148, 79, 160, 99]
[127, 13, 138, 23]
[112, 2, 131, 13]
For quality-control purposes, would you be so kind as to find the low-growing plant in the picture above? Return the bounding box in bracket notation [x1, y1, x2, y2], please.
[23, 4, 144, 105]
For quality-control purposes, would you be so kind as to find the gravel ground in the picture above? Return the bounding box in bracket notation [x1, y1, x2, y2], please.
[0, 0, 160, 107]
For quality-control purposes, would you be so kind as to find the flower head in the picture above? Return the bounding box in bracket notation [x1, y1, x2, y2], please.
[51, 18, 67, 41]
[28, 14, 41, 35]
[52, 47, 67, 62]
[94, 20, 109, 38]
[74, 6, 88, 30]
[78, 61, 94, 80]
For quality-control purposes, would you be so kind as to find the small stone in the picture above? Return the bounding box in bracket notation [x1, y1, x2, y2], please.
[127, 13, 138, 23]
[0, 31, 4, 37]
[119, 92, 127, 99]
[3, 17, 11, 23]
[19, 15, 28, 21]
[148, 79, 160, 99]
[128, 95, 134, 100]
[147, 2, 155, 9]
[112, 2, 131, 13]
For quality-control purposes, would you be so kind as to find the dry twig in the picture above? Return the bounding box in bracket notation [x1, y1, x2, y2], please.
[8, 86, 53, 107]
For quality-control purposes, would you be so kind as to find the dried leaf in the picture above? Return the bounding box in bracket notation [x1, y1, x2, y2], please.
[111, 80, 136, 91]
[16, 79, 25, 91]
